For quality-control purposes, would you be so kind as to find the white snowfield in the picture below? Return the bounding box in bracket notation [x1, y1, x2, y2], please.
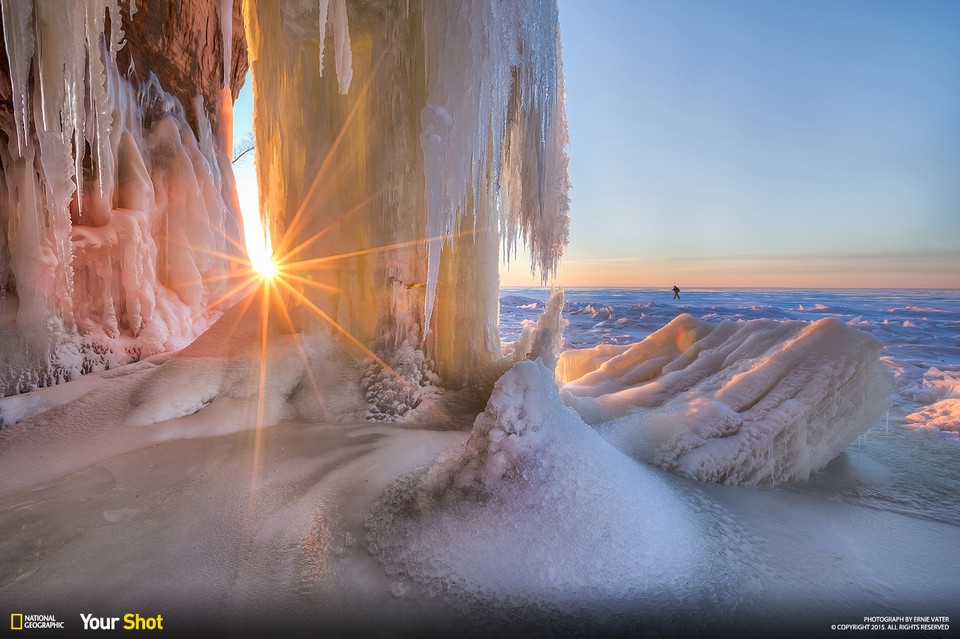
[560, 314, 895, 484]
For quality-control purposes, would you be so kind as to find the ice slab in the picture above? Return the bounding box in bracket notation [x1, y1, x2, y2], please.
[561, 315, 894, 484]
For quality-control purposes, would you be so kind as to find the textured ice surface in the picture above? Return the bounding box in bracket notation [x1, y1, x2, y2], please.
[560, 314, 894, 484]
[1, 290, 959, 635]
[366, 360, 705, 613]
[0, 5, 242, 395]
[503, 287, 960, 441]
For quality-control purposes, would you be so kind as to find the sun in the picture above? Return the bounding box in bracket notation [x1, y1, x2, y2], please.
[238, 188, 276, 279]
[250, 248, 277, 279]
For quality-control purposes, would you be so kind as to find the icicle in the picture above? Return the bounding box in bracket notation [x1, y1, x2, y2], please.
[1, 0, 36, 155]
[419, 0, 569, 334]
[329, 0, 352, 94]
[315, 0, 352, 94]
[219, 0, 234, 156]
[317, 0, 330, 76]
[419, 104, 451, 339]
[84, 0, 114, 198]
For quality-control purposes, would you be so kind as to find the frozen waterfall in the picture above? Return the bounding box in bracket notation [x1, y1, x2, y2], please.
[241, 0, 570, 385]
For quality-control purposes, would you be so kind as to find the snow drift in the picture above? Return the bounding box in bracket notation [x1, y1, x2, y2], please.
[365, 359, 705, 614]
[561, 314, 894, 484]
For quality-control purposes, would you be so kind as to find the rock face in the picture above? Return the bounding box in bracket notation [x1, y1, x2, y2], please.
[0, 0, 246, 157]
[116, 0, 248, 139]
[0, 0, 248, 395]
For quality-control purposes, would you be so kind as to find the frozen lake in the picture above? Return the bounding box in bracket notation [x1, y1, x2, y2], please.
[0, 288, 957, 637]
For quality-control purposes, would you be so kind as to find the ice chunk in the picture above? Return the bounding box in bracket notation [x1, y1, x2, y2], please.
[906, 399, 960, 433]
[563, 315, 895, 484]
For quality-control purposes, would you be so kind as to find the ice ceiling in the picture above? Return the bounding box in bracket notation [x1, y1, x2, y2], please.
[0, 0, 570, 396]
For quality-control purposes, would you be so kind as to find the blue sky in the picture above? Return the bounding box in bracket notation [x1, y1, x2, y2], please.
[235, 1, 960, 289]
[537, 0, 960, 288]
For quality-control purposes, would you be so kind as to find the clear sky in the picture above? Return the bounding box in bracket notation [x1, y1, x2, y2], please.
[509, 0, 960, 289]
[236, 0, 960, 289]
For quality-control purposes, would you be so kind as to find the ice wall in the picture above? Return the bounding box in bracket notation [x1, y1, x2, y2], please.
[0, 0, 244, 395]
[242, 0, 569, 384]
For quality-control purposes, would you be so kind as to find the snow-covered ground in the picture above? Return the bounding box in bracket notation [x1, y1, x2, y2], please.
[1, 288, 958, 637]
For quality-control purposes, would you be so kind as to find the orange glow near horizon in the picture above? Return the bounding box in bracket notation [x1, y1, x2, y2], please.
[499, 251, 960, 290]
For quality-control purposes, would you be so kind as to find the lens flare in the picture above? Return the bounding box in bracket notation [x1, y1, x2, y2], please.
[251, 248, 277, 279]
[241, 200, 275, 279]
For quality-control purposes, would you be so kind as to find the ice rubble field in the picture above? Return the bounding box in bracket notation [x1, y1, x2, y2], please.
[505, 287, 960, 438]
[1, 287, 959, 634]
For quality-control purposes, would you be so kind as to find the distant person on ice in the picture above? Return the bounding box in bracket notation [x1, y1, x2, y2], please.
[672, 285, 680, 299]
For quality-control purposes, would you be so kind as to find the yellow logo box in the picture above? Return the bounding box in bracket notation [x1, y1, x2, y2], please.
[11, 614, 23, 630]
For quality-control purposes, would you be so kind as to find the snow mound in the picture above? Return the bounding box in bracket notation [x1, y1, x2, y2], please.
[126, 295, 364, 435]
[365, 360, 703, 613]
[562, 315, 894, 484]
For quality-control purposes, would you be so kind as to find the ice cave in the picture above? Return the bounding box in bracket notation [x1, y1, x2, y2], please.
[0, 1, 957, 637]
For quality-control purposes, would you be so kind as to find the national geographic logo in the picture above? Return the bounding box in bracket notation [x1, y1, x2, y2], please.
[11, 613, 65, 629]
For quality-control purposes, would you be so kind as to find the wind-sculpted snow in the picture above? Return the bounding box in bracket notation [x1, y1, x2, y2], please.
[561, 315, 895, 484]
[126, 296, 365, 436]
[365, 360, 707, 615]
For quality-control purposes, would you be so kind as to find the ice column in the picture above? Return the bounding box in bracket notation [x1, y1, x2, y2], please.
[243, 0, 569, 383]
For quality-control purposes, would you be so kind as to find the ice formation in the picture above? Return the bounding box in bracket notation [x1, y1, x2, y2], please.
[126, 292, 366, 436]
[560, 315, 895, 484]
[242, 0, 569, 384]
[903, 367, 960, 433]
[366, 359, 705, 612]
[0, 0, 244, 395]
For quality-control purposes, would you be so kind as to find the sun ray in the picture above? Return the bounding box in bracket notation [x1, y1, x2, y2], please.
[204, 285, 262, 355]
[207, 220, 250, 257]
[273, 51, 388, 258]
[190, 209, 250, 257]
[274, 271, 341, 294]
[288, 230, 476, 270]
[274, 277, 454, 425]
[249, 278, 273, 496]
[168, 268, 259, 289]
[272, 296, 330, 419]
[192, 273, 261, 322]
[168, 238, 256, 268]
[277, 188, 385, 266]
